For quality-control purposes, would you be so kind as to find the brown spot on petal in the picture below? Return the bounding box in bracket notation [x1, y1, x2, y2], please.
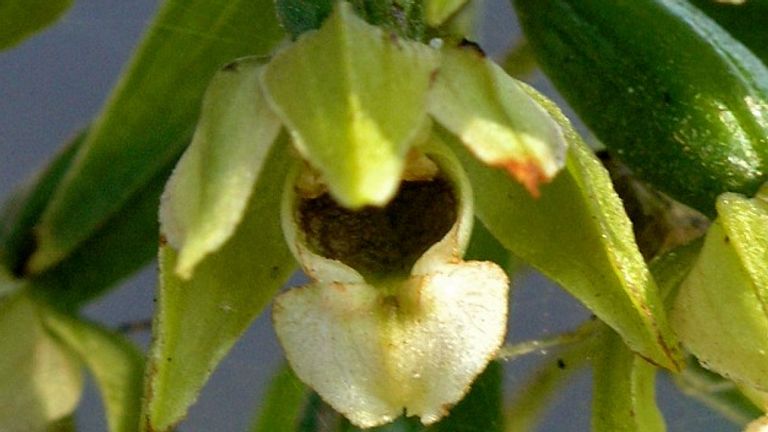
[458, 38, 486, 57]
[496, 160, 550, 198]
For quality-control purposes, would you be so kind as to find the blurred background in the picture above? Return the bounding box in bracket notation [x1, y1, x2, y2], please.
[0, 0, 737, 430]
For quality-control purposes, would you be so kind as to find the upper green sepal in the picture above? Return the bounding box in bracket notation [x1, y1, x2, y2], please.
[261, 2, 439, 208]
[0, 0, 73, 51]
[160, 56, 281, 279]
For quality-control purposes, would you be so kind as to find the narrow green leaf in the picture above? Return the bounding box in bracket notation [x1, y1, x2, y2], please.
[250, 364, 308, 432]
[0, 293, 83, 432]
[0, 0, 73, 50]
[0, 132, 84, 275]
[429, 45, 567, 196]
[262, 2, 438, 208]
[43, 312, 144, 432]
[29, 158, 173, 312]
[592, 327, 665, 432]
[425, 0, 469, 26]
[142, 139, 296, 431]
[160, 57, 282, 279]
[504, 337, 592, 432]
[444, 86, 682, 371]
[672, 188, 768, 391]
[28, 0, 285, 273]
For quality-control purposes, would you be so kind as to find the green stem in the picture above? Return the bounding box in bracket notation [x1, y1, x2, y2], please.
[496, 320, 598, 362]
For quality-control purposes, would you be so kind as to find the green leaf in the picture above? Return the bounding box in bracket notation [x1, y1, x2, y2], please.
[262, 2, 438, 208]
[0, 0, 73, 50]
[27, 0, 285, 273]
[672, 187, 768, 391]
[43, 312, 144, 432]
[250, 364, 308, 432]
[592, 326, 665, 432]
[0, 132, 84, 275]
[425, 0, 469, 26]
[444, 85, 681, 371]
[142, 139, 296, 431]
[429, 44, 567, 196]
[160, 57, 282, 279]
[0, 293, 83, 432]
[29, 159, 172, 311]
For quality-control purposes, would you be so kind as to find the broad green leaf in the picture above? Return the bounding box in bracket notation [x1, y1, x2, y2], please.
[29, 159, 172, 312]
[250, 364, 308, 432]
[429, 45, 567, 196]
[672, 188, 768, 391]
[143, 139, 296, 431]
[464, 218, 520, 275]
[443, 86, 682, 371]
[43, 312, 144, 432]
[0, 0, 73, 50]
[160, 57, 282, 279]
[0, 293, 83, 432]
[592, 327, 665, 432]
[425, 0, 468, 26]
[261, 2, 438, 208]
[0, 132, 84, 275]
[28, 0, 285, 273]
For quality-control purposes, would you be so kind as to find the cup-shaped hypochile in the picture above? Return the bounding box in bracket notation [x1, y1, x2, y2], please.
[281, 137, 475, 283]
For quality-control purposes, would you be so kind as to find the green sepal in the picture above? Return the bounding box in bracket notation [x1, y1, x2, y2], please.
[0, 293, 83, 432]
[429, 44, 567, 196]
[445, 85, 682, 371]
[0, 0, 73, 50]
[27, 0, 285, 273]
[672, 187, 768, 391]
[690, 0, 768, 65]
[43, 312, 144, 432]
[160, 57, 281, 279]
[592, 327, 665, 432]
[262, 2, 438, 208]
[250, 363, 308, 432]
[142, 138, 296, 431]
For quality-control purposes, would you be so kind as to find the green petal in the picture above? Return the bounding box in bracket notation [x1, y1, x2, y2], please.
[0, 0, 73, 51]
[444, 85, 682, 371]
[425, 0, 469, 26]
[142, 139, 296, 432]
[160, 57, 282, 279]
[0, 293, 83, 432]
[672, 188, 768, 391]
[42, 312, 143, 432]
[27, 0, 285, 273]
[429, 45, 567, 196]
[592, 327, 665, 432]
[261, 2, 438, 208]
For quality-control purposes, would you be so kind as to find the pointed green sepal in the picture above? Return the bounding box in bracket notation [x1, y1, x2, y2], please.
[160, 57, 282, 279]
[444, 85, 682, 371]
[429, 44, 567, 196]
[672, 185, 768, 391]
[142, 138, 296, 431]
[0, 293, 83, 432]
[261, 2, 439, 208]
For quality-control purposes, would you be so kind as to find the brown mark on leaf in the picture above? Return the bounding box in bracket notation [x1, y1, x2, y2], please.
[496, 159, 549, 198]
[222, 61, 239, 72]
[158, 234, 168, 247]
